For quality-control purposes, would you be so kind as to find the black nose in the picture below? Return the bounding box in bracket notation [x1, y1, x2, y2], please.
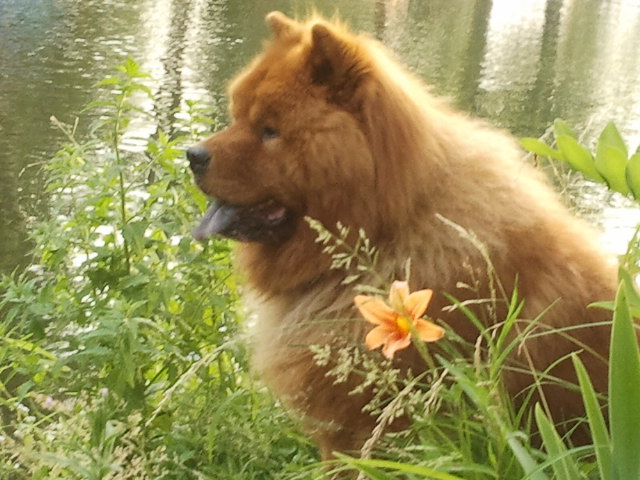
[186, 145, 211, 173]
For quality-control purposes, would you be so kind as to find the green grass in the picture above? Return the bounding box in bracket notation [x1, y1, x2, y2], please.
[0, 58, 317, 480]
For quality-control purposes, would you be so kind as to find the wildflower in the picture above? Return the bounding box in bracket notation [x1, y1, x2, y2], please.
[43, 396, 56, 410]
[354, 281, 444, 359]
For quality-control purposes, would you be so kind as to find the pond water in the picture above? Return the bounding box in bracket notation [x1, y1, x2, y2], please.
[1, 0, 640, 274]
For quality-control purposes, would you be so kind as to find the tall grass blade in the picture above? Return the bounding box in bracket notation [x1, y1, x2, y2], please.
[534, 404, 582, 480]
[439, 357, 549, 480]
[609, 282, 640, 480]
[505, 433, 549, 480]
[572, 355, 612, 480]
[337, 456, 467, 480]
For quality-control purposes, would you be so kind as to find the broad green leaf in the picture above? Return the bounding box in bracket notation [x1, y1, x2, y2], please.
[118, 57, 151, 79]
[595, 144, 630, 195]
[556, 135, 603, 182]
[84, 99, 114, 110]
[598, 122, 628, 158]
[573, 355, 612, 480]
[609, 283, 640, 480]
[535, 404, 582, 480]
[626, 153, 640, 200]
[553, 119, 576, 138]
[118, 274, 149, 290]
[123, 221, 149, 253]
[94, 76, 121, 87]
[520, 138, 563, 160]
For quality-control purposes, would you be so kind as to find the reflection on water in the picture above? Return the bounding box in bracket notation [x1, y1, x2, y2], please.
[481, 0, 548, 92]
[1, 0, 639, 273]
[601, 206, 640, 255]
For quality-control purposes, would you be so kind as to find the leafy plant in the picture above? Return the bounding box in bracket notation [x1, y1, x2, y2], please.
[0, 58, 315, 479]
[517, 120, 640, 479]
[521, 120, 640, 200]
[529, 279, 640, 480]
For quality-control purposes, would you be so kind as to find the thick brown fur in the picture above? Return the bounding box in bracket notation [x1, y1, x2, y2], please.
[191, 12, 621, 459]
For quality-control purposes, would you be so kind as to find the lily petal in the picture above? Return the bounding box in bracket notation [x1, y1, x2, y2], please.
[354, 295, 396, 326]
[405, 289, 433, 319]
[381, 332, 412, 359]
[389, 281, 410, 311]
[365, 325, 392, 350]
[414, 318, 445, 342]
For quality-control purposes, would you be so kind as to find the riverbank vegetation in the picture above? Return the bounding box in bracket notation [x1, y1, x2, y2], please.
[1, 60, 639, 479]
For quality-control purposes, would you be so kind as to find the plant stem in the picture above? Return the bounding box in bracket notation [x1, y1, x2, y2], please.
[114, 89, 131, 273]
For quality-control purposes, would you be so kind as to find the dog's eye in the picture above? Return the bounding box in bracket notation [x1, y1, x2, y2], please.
[261, 126, 279, 141]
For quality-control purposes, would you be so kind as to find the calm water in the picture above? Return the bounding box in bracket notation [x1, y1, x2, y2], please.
[1, 0, 640, 274]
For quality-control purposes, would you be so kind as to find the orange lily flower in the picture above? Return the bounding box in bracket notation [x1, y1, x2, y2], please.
[354, 281, 444, 359]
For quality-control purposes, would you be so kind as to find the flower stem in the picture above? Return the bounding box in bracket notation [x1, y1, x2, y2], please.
[410, 325, 437, 371]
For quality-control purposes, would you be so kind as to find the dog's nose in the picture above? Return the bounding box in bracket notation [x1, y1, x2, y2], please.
[186, 145, 211, 173]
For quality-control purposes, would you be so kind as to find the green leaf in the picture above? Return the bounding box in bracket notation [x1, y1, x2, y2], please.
[118, 274, 149, 290]
[556, 135, 603, 182]
[572, 355, 612, 480]
[520, 138, 563, 160]
[130, 82, 153, 97]
[84, 100, 115, 110]
[535, 404, 582, 480]
[4, 337, 57, 360]
[619, 268, 640, 307]
[94, 76, 121, 87]
[595, 122, 631, 195]
[592, 272, 640, 318]
[336, 456, 468, 480]
[598, 122, 628, 158]
[122, 221, 148, 253]
[553, 119, 576, 138]
[595, 144, 630, 195]
[438, 356, 488, 409]
[505, 432, 549, 480]
[626, 153, 640, 200]
[609, 282, 640, 480]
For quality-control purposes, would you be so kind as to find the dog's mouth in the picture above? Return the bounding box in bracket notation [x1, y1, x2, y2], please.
[192, 198, 297, 244]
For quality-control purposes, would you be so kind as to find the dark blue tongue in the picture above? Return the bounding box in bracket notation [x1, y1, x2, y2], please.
[192, 201, 243, 241]
[192, 199, 291, 243]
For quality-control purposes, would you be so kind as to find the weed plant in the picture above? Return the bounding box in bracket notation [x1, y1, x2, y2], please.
[0, 59, 316, 479]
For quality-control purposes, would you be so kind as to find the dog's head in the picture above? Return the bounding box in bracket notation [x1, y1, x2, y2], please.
[187, 12, 397, 245]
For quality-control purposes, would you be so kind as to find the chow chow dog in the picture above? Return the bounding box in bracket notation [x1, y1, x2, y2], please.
[187, 12, 618, 458]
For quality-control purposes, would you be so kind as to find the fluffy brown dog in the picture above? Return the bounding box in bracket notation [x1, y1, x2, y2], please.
[187, 12, 618, 458]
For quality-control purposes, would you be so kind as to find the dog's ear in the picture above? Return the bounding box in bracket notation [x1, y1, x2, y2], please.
[266, 11, 297, 39]
[309, 23, 367, 100]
